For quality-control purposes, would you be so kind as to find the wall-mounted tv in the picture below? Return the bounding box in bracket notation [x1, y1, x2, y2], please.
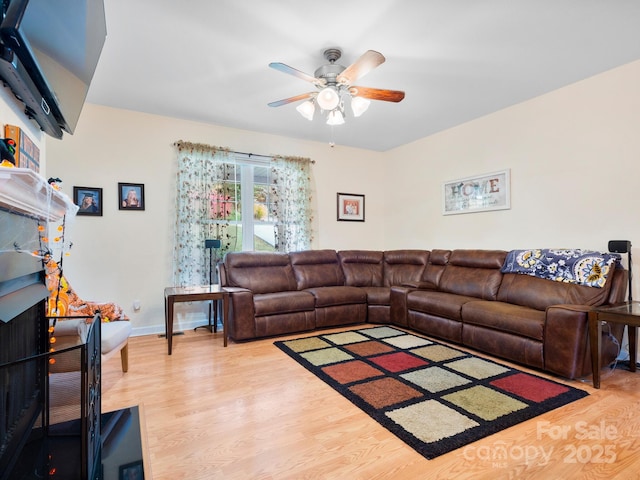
[0, 0, 106, 139]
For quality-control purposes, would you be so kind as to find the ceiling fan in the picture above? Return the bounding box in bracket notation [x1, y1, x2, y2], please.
[268, 48, 405, 125]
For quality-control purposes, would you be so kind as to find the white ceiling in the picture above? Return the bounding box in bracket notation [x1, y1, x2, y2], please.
[86, 1, 640, 152]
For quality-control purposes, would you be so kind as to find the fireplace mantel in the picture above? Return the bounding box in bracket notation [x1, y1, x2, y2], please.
[0, 167, 78, 221]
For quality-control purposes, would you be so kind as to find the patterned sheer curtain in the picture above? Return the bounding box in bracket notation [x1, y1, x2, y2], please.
[173, 141, 237, 286]
[271, 155, 313, 252]
[173, 143, 314, 286]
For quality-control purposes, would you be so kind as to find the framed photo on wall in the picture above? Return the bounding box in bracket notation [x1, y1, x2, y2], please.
[73, 186, 103, 216]
[337, 192, 365, 222]
[118, 182, 145, 210]
[442, 169, 511, 215]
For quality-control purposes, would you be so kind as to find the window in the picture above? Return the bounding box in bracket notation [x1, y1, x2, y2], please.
[173, 143, 312, 286]
[207, 158, 277, 252]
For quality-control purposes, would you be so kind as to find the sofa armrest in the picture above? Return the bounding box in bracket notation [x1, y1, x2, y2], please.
[544, 304, 622, 379]
[224, 287, 256, 340]
[390, 286, 413, 326]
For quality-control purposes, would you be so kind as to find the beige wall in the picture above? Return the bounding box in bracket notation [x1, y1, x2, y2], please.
[386, 59, 640, 288]
[34, 58, 640, 337]
[45, 105, 385, 334]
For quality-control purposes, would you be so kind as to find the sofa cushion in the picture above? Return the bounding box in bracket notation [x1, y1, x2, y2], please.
[253, 291, 316, 316]
[407, 290, 478, 321]
[304, 286, 367, 308]
[383, 250, 429, 287]
[338, 250, 384, 287]
[438, 250, 507, 300]
[462, 300, 545, 341]
[225, 252, 297, 294]
[290, 250, 345, 289]
[361, 286, 390, 306]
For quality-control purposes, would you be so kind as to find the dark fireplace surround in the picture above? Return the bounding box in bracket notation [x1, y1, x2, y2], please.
[0, 169, 100, 479]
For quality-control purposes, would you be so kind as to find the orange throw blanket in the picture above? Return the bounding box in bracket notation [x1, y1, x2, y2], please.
[45, 259, 129, 321]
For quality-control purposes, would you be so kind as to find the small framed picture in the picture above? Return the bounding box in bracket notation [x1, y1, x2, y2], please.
[119, 460, 143, 480]
[73, 186, 103, 216]
[337, 192, 365, 222]
[118, 182, 145, 210]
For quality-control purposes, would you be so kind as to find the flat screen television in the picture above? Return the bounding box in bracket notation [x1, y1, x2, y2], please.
[0, 0, 106, 138]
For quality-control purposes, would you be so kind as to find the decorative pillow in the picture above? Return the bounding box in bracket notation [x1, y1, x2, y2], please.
[501, 248, 621, 288]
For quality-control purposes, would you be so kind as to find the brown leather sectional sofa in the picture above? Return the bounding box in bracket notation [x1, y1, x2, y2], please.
[219, 248, 627, 379]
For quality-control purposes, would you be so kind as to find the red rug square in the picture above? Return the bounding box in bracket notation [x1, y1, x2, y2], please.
[490, 372, 570, 402]
[369, 351, 428, 372]
[322, 360, 383, 384]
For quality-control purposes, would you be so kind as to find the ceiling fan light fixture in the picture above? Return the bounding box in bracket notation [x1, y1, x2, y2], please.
[296, 100, 315, 121]
[350, 96, 370, 117]
[326, 109, 345, 126]
[316, 87, 340, 111]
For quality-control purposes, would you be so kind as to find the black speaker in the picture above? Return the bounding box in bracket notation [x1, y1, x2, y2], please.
[608, 240, 631, 253]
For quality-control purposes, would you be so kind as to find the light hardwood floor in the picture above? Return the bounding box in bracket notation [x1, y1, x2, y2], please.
[101, 326, 640, 480]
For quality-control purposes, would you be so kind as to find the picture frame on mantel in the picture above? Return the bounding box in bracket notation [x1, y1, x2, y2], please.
[74, 186, 103, 216]
[118, 182, 145, 210]
[337, 193, 365, 222]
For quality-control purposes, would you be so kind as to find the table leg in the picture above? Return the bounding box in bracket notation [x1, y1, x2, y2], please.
[629, 325, 637, 372]
[222, 293, 229, 347]
[167, 296, 175, 355]
[213, 300, 218, 333]
[588, 310, 602, 388]
[164, 293, 168, 339]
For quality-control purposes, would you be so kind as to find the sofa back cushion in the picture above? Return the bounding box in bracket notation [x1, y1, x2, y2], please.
[338, 250, 384, 287]
[290, 250, 345, 290]
[438, 249, 507, 300]
[224, 252, 297, 294]
[383, 250, 429, 287]
[421, 249, 451, 288]
[498, 271, 618, 310]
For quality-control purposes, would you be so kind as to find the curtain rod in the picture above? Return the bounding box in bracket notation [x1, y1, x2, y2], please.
[237, 151, 316, 164]
[174, 140, 315, 164]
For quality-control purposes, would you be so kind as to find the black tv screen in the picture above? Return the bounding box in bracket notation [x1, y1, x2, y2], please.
[1, 0, 106, 135]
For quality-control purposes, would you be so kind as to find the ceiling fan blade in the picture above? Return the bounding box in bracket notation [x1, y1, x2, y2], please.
[268, 92, 315, 107]
[337, 50, 385, 85]
[349, 86, 405, 103]
[269, 62, 326, 86]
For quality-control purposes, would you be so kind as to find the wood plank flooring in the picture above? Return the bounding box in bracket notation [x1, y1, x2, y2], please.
[101, 326, 640, 480]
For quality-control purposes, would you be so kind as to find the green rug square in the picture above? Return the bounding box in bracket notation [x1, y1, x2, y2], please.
[300, 347, 353, 366]
[386, 399, 479, 443]
[410, 344, 466, 362]
[445, 356, 510, 379]
[282, 337, 331, 353]
[383, 334, 433, 349]
[358, 326, 404, 339]
[322, 331, 369, 345]
[443, 385, 528, 421]
[401, 366, 471, 393]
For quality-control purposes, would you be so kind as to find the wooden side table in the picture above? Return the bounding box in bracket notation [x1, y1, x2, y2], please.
[164, 285, 229, 354]
[589, 301, 639, 388]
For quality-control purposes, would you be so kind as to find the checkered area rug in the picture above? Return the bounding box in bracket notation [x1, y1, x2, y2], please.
[275, 326, 588, 459]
